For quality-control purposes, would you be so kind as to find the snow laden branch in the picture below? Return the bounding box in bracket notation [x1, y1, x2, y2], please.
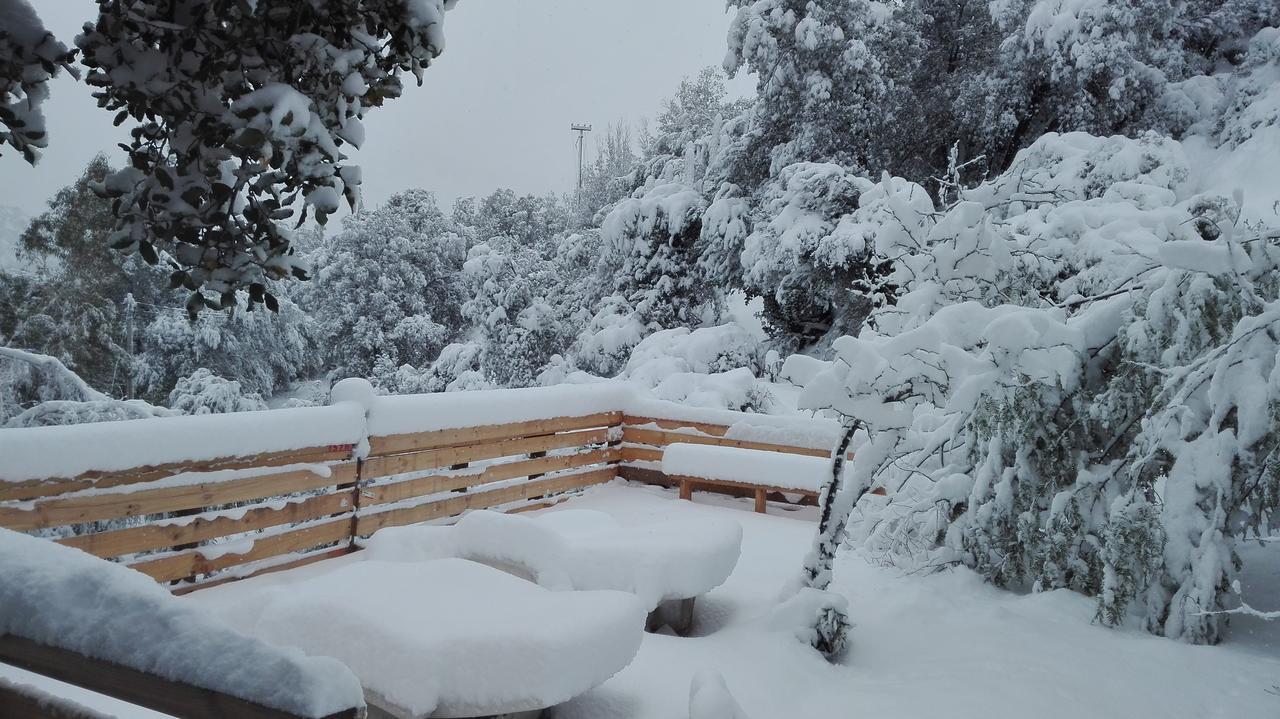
[798, 127, 1280, 644]
[75, 0, 460, 315]
[0, 0, 76, 163]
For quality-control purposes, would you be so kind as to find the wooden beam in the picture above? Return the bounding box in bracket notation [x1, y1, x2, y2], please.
[754, 488, 767, 513]
[0, 635, 361, 719]
[0, 678, 105, 719]
[0, 446, 355, 504]
[622, 415, 730, 437]
[355, 466, 617, 537]
[0, 464, 356, 533]
[368, 411, 622, 457]
[618, 446, 663, 464]
[128, 517, 353, 583]
[57, 491, 354, 559]
[174, 546, 356, 596]
[665, 474, 819, 500]
[362, 427, 612, 481]
[620, 427, 835, 458]
[363, 447, 619, 507]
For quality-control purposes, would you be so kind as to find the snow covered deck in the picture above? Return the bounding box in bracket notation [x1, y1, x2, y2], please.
[12, 482, 1275, 719]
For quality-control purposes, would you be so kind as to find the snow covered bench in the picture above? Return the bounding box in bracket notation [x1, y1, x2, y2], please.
[361, 508, 743, 635]
[662, 443, 828, 513]
[236, 558, 647, 718]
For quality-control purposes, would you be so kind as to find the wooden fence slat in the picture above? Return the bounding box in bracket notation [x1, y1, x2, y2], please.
[0, 464, 356, 532]
[0, 635, 361, 719]
[0, 446, 355, 504]
[621, 426, 832, 458]
[362, 427, 612, 481]
[355, 466, 617, 537]
[619, 446, 663, 463]
[57, 491, 354, 559]
[368, 411, 622, 457]
[364, 447, 619, 507]
[172, 545, 356, 596]
[621, 415, 731, 437]
[0, 678, 104, 719]
[127, 517, 353, 583]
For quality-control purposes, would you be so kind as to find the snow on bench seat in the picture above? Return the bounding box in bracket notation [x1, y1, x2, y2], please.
[361, 509, 742, 614]
[249, 558, 646, 719]
[0, 528, 364, 719]
[662, 443, 829, 512]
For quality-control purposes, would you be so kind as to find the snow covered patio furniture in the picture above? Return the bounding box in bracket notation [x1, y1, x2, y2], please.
[0, 528, 367, 719]
[222, 557, 648, 719]
[662, 443, 827, 513]
[360, 508, 743, 634]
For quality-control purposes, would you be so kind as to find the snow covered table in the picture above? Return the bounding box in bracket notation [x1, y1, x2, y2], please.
[661, 443, 828, 513]
[247, 558, 647, 719]
[362, 509, 742, 635]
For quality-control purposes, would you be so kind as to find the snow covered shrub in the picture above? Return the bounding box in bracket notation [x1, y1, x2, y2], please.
[0, 0, 74, 163]
[572, 295, 648, 379]
[75, 0, 459, 307]
[167, 369, 267, 415]
[801, 130, 1280, 643]
[0, 346, 170, 426]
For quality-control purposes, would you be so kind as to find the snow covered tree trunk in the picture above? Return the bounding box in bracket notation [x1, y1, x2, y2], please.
[804, 418, 861, 589]
[795, 417, 861, 658]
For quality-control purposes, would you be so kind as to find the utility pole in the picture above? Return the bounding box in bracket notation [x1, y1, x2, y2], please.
[571, 123, 592, 203]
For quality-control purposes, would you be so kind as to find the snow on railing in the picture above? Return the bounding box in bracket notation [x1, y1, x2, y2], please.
[0, 380, 838, 591]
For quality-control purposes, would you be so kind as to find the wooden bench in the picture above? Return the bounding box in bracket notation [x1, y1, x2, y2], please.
[662, 443, 826, 513]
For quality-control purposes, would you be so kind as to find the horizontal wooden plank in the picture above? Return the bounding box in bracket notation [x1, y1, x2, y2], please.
[368, 411, 622, 456]
[0, 445, 355, 504]
[355, 466, 617, 537]
[0, 679, 105, 719]
[57, 491, 354, 559]
[363, 427, 613, 481]
[621, 427, 833, 458]
[623, 415, 730, 437]
[0, 635, 360, 719]
[619, 446, 663, 463]
[619, 465, 821, 506]
[174, 546, 356, 596]
[668, 473, 820, 498]
[128, 517, 353, 583]
[365, 447, 619, 507]
[0, 464, 356, 533]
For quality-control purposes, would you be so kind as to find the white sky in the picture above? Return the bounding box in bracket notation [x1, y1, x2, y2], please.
[1, 0, 753, 214]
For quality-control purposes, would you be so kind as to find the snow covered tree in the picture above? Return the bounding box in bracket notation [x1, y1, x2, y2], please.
[73, 0, 461, 310]
[0, 0, 75, 164]
[304, 189, 466, 380]
[167, 368, 268, 414]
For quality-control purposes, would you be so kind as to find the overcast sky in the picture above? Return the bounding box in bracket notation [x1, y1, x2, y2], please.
[1, 0, 753, 215]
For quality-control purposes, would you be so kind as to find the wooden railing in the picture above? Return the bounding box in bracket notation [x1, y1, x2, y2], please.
[0, 387, 841, 717]
[0, 390, 838, 593]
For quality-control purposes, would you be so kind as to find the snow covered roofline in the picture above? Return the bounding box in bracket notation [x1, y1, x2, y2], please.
[0, 528, 365, 719]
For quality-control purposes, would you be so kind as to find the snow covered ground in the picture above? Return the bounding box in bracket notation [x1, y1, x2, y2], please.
[3, 482, 1278, 718]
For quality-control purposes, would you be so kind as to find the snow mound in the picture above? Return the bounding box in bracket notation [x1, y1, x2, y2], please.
[0, 528, 363, 718]
[252, 558, 646, 718]
[689, 670, 752, 719]
[363, 509, 743, 611]
[663, 443, 828, 492]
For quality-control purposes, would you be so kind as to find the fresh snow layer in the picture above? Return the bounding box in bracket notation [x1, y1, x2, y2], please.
[0, 402, 365, 483]
[663, 443, 828, 492]
[246, 558, 646, 718]
[361, 507, 743, 610]
[366, 383, 630, 437]
[177, 484, 1280, 719]
[544, 484, 1280, 719]
[0, 528, 364, 718]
